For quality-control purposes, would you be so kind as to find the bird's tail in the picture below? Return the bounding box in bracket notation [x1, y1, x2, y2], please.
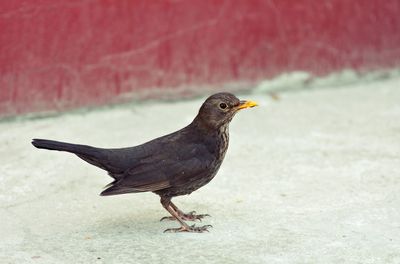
[32, 139, 98, 156]
[32, 138, 112, 172]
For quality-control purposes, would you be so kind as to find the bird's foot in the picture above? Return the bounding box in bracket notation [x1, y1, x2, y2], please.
[163, 224, 213, 233]
[182, 211, 211, 221]
[160, 211, 211, 222]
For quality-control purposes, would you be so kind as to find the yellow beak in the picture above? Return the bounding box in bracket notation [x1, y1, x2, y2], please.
[237, 100, 258, 110]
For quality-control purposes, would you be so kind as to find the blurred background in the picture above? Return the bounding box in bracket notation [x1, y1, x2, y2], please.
[1, 0, 400, 117]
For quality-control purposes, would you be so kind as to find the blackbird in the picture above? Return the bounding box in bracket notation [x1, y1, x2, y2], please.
[32, 92, 257, 233]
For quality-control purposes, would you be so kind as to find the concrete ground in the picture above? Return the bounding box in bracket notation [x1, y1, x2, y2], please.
[1, 76, 400, 264]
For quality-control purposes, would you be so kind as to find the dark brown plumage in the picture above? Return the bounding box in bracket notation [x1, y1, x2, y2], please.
[32, 92, 257, 233]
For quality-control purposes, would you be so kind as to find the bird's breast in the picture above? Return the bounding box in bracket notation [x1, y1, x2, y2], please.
[187, 125, 229, 193]
[216, 125, 229, 160]
[155, 124, 230, 198]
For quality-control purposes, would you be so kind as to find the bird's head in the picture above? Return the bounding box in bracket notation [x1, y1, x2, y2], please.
[194, 92, 258, 130]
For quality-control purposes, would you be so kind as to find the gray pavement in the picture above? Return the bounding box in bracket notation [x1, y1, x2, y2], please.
[1, 76, 400, 263]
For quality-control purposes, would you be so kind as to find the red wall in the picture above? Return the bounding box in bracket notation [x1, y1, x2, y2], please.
[1, 0, 400, 117]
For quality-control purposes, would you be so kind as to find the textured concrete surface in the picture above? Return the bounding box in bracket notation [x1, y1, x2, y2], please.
[1, 77, 400, 263]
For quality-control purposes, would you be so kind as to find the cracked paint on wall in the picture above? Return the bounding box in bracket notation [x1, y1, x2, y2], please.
[1, 0, 400, 116]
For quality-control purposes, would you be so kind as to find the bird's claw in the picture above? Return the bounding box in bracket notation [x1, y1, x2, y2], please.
[160, 216, 175, 222]
[160, 212, 211, 222]
[163, 224, 213, 233]
[185, 213, 211, 222]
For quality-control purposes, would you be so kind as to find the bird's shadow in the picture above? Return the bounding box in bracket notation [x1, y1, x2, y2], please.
[82, 210, 179, 237]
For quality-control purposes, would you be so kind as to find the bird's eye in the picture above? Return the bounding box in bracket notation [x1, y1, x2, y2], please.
[219, 103, 227, 110]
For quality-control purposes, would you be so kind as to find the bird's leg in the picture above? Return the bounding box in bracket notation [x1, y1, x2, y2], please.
[160, 197, 212, 233]
[160, 201, 210, 222]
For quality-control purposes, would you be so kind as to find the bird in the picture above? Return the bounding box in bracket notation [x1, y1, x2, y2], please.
[32, 92, 257, 233]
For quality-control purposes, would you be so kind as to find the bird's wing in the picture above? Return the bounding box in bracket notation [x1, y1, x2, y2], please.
[74, 137, 174, 176]
[100, 143, 213, 195]
[76, 130, 185, 175]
